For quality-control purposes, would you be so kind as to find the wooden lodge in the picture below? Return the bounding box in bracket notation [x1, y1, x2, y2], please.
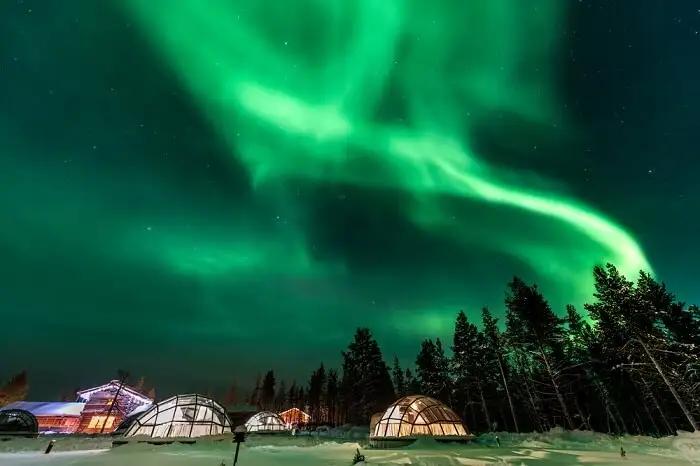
[278, 407, 311, 427]
[0, 402, 84, 434]
[1, 380, 153, 435]
[76, 380, 153, 434]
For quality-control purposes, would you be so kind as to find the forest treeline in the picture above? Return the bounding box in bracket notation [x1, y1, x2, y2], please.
[243, 264, 700, 435]
[2, 263, 697, 436]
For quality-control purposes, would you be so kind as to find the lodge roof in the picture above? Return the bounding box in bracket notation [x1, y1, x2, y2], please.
[1, 401, 85, 417]
[76, 380, 152, 404]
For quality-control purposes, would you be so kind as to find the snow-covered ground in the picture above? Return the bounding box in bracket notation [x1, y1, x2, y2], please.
[1, 429, 698, 465]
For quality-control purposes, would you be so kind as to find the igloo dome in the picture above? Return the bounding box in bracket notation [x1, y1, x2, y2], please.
[370, 395, 471, 447]
[244, 411, 288, 433]
[123, 394, 231, 439]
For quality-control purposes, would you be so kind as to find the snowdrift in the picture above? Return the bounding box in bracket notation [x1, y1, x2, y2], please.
[0, 428, 697, 465]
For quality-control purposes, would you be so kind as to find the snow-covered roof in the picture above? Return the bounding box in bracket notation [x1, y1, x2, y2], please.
[1, 401, 85, 417]
[77, 380, 152, 405]
[279, 407, 310, 421]
[127, 402, 152, 418]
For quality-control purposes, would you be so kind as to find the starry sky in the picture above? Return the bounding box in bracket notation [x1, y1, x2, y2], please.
[2, 0, 699, 399]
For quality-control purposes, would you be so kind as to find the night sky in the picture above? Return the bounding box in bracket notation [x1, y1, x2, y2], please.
[2, 1, 699, 400]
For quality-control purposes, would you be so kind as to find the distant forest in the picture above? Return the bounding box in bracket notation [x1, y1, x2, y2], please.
[2, 263, 698, 436]
[243, 264, 700, 435]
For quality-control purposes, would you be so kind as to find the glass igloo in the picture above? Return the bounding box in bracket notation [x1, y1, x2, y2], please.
[244, 411, 288, 433]
[370, 395, 470, 445]
[0, 409, 38, 437]
[123, 394, 231, 439]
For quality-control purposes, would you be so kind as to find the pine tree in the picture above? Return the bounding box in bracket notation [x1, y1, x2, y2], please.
[586, 264, 699, 432]
[452, 311, 492, 431]
[308, 364, 327, 424]
[583, 264, 641, 433]
[298, 387, 306, 412]
[250, 374, 262, 408]
[636, 272, 700, 422]
[434, 339, 452, 402]
[225, 383, 238, 407]
[506, 277, 574, 430]
[340, 328, 395, 424]
[634, 272, 699, 431]
[415, 339, 437, 396]
[327, 369, 339, 425]
[261, 371, 276, 410]
[134, 376, 145, 393]
[391, 356, 406, 397]
[275, 380, 287, 411]
[288, 382, 298, 408]
[415, 338, 452, 403]
[0, 371, 28, 407]
[563, 305, 594, 430]
[482, 307, 519, 432]
[404, 368, 421, 394]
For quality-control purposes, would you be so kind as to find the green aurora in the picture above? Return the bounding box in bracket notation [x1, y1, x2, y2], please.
[2, 0, 698, 397]
[124, 0, 649, 294]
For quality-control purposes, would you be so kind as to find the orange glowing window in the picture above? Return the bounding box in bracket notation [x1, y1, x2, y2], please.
[87, 416, 115, 429]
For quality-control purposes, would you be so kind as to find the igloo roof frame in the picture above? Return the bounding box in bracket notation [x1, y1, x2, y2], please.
[244, 411, 288, 433]
[371, 395, 470, 439]
[123, 394, 231, 439]
[0, 409, 39, 436]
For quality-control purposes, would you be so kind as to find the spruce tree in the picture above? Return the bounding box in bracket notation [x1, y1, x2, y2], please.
[404, 368, 421, 395]
[250, 374, 262, 408]
[563, 305, 594, 430]
[392, 356, 406, 397]
[275, 380, 286, 411]
[452, 311, 491, 431]
[340, 328, 395, 424]
[586, 264, 699, 432]
[482, 307, 519, 432]
[634, 271, 699, 431]
[416, 338, 452, 403]
[308, 364, 327, 424]
[583, 265, 640, 433]
[225, 383, 238, 407]
[298, 387, 306, 412]
[287, 382, 298, 409]
[261, 370, 276, 410]
[434, 339, 452, 403]
[506, 277, 574, 429]
[327, 369, 339, 425]
[0, 371, 28, 407]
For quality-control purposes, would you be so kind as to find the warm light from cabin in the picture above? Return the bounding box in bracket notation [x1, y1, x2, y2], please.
[87, 416, 115, 430]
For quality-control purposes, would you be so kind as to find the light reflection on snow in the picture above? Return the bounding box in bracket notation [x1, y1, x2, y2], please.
[0, 432, 698, 465]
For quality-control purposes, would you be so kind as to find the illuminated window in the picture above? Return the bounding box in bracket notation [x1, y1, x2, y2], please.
[87, 416, 115, 429]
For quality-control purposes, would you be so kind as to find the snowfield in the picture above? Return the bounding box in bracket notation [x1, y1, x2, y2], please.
[0, 429, 698, 466]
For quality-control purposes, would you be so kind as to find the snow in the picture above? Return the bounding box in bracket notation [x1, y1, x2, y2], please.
[0, 429, 698, 465]
[2, 401, 85, 416]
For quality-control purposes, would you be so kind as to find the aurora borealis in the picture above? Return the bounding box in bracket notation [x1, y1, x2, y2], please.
[2, 1, 699, 398]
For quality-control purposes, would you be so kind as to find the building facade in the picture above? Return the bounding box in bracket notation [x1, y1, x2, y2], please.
[76, 380, 153, 434]
[0, 402, 84, 434]
[278, 407, 310, 427]
[1, 380, 153, 435]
